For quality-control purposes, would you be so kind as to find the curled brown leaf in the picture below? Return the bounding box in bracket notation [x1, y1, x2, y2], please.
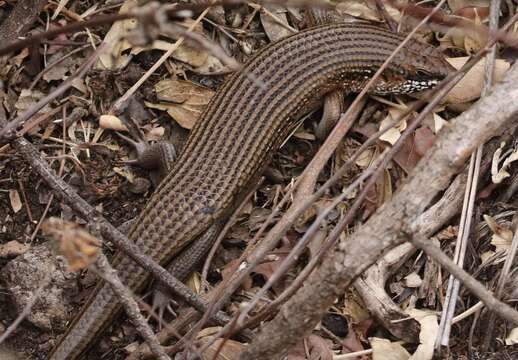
[42, 218, 101, 271]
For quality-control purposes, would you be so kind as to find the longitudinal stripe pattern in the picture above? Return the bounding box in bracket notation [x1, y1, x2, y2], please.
[47, 23, 451, 359]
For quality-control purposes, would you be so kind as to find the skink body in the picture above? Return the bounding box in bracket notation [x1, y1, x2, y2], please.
[47, 22, 451, 359]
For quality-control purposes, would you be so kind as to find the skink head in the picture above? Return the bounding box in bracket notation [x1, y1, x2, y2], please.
[371, 37, 454, 95]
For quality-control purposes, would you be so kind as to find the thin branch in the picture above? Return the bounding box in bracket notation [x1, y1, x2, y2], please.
[437, 141, 483, 348]
[29, 43, 92, 90]
[411, 234, 518, 324]
[479, 0, 505, 349]
[92, 253, 170, 360]
[0, 42, 108, 145]
[0, 4, 160, 56]
[2, 0, 517, 58]
[11, 136, 232, 326]
[192, 4, 449, 339]
[0, 0, 329, 56]
[110, 6, 212, 114]
[0, 274, 51, 344]
[235, 148, 389, 325]
[437, 0, 501, 346]
[237, 57, 518, 359]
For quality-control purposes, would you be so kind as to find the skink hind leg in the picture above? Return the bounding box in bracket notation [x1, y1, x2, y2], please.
[149, 222, 223, 327]
[314, 90, 346, 141]
[116, 120, 220, 328]
[116, 129, 214, 327]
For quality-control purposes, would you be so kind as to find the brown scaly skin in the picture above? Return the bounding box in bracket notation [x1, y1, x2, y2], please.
[47, 22, 452, 359]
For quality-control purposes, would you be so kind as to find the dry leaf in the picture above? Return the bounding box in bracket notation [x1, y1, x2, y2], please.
[129, 18, 220, 71]
[253, 240, 293, 294]
[356, 148, 375, 168]
[1, 47, 29, 77]
[404, 272, 423, 288]
[197, 326, 222, 338]
[96, 0, 138, 70]
[171, 43, 208, 67]
[484, 214, 513, 252]
[42, 218, 101, 272]
[198, 338, 245, 360]
[376, 169, 392, 206]
[42, 121, 56, 140]
[195, 55, 229, 74]
[406, 309, 438, 360]
[379, 107, 409, 145]
[71, 77, 88, 94]
[131, 40, 208, 68]
[113, 167, 135, 183]
[15, 89, 50, 114]
[306, 335, 333, 360]
[442, 11, 487, 54]
[253, 254, 285, 290]
[293, 128, 316, 140]
[432, 113, 447, 133]
[491, 142, 518, 184]
[144, 126, 165, 141]
[42, 59, 72, 82]
[393, 135, 420, 173]
[99, 114, 128, 131]
[505, 327, 518, 345]
[337, 0, 381, 21]
[480, 250, 495, 263]
[146, 79, 214, 129]
[371, 337, 410, 359]
[445, 57, 510, 104]
[455, 6, 489, 20]
[11, 48, 30, 67]
[9, 189, 22, 213]
[185, 271, 201, 293]
[124, 342, 139, 355]
[260, 5, 293, 42]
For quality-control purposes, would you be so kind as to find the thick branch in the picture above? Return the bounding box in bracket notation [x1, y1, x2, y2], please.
[238, 63, 518, 360]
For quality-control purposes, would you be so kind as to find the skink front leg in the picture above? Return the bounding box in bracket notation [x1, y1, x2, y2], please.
[117, 129, 220, 325]
[151, 221, 223, 326]
[117, 131, 176, 185]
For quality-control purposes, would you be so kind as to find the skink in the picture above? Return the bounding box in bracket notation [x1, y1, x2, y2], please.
[47, 22, 452, 359]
